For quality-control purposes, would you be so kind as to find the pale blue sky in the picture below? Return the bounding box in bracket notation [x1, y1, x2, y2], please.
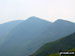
[0, 0, 75, 23]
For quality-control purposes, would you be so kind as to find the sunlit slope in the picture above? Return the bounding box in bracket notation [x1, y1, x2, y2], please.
[32, 32, 75, 56]
[49, 48, 75, 56]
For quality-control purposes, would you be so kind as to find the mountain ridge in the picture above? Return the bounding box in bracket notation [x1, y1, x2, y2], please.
[0, 17, 74, 56]
[0, 17, 74, 24]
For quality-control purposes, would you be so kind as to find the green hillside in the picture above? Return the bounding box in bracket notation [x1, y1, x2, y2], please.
[32, 32, 75, 56]
[49, 48, 75, 56]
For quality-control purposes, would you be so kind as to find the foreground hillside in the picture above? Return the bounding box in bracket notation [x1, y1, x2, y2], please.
[49, 48, 75, 56]
[32, 32, 75, 56]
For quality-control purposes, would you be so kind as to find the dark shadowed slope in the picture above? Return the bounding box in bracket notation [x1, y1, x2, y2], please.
[0, 17, 75, 56]
[32, 32, 75, 56]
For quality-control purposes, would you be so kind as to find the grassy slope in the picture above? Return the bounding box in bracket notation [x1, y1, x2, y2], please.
[49, 48, 75, 56]
[32, 32, 75, 56]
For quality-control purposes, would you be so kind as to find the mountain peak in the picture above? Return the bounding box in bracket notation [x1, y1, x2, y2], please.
[55, 19, 67, 22]
[29, 16, 39, 18]
[26, 16, 51, 23]
[27, 16, 41, 20]
[54, 19, 73, 23]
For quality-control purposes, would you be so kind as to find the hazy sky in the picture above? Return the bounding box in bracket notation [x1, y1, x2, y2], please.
[0, 0, 75, 23]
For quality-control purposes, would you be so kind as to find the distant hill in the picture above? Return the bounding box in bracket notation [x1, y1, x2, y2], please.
[0, 17, 75, 56]
[32, 32, 75, 56]
[0, 20, 24, 37]
[0, 20, 24, 45]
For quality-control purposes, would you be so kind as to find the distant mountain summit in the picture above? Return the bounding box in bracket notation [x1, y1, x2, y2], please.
[26, 16, 52, 24]
[27, 16, 41, 20]
[27, 16, 48, 21]
[54, 19, 75, 25]
[0, 17, 75, 56]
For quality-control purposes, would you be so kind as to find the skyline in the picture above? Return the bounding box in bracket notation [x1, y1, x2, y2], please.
[0, 0, 75, 23]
